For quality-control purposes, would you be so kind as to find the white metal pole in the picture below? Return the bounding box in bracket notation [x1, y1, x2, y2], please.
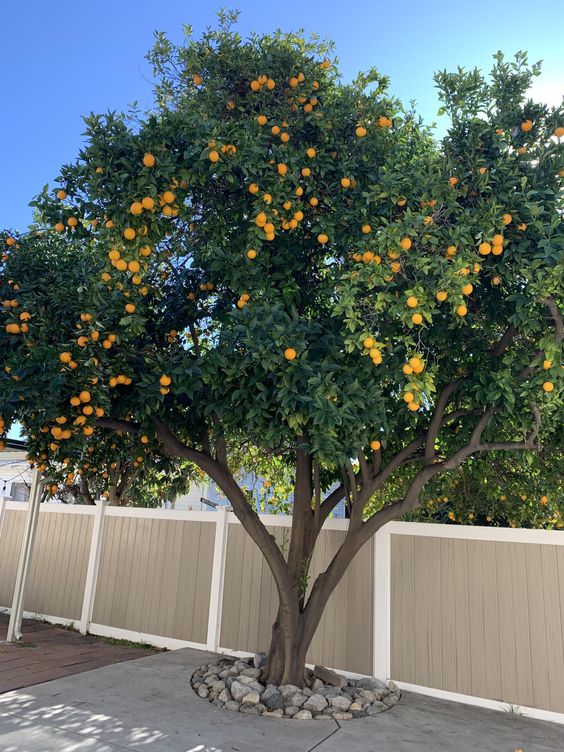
[0, 495, 7, 539]
[79, 502, 106, 634]
[6, 469, 42, 642]
[206, 506, 230, 651]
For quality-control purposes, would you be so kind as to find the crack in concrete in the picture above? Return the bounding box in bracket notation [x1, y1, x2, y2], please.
[306, 720, 341, 751]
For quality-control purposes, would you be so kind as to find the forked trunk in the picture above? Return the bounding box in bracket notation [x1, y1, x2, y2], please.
[262, 594, 327, 687]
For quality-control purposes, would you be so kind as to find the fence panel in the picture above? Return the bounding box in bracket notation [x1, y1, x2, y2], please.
[91, 513, 216, 645]
[219, 520, 374, 675]
[389, 529, 564, 715]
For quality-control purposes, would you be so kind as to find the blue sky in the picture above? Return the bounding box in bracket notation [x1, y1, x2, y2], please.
[1, 1, 562, 233]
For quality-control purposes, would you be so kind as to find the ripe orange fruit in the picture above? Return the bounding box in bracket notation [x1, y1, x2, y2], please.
[361, 224, 372, 234]
[403, 392, 414, 403]
[130, 201, 143, 216]
[125, 303, 135, 314]
[356, 126, 367, 137]
[141, 196, 155, 211]
[554, 126, 564, 138]
[193, 73, 203, 85]
[306, 147, 316, 158]
[159, 374, 172, 387]
[123, 228, 136, 240]
[284, 347, 297, 360]
[54, 222, 65, 233]
[406, 296, 418, 308]
[363, 336, 375, 349]
[446, 245, 457, 257]
[320, 59, 331, 70]
[280, 132, 290, 143]
[209, 150, 220, 163]
[502, 213, 512, 225]
[79, 390, 91, 403]
[409, 357, 424, 373]
[370, 440, 381, 451]
[277, 163, 288, 176]
[317, 233, 328, 244]
[250, 80, 260, 91]
[400, 237, 412, 251]
[56, 189, 67, 200]
[59, 352, 72, 363]
[162, 190, 175, 204]
[461, 283, 473, 295]
[77, 336, 88, 347]
[309, 197, 319, 207]
[67, 217, 78, 227]
[143, 153, 156, 168]
[436, 291, 448, 302]
[457, 305, 468, 317]
[492, 234, 503, 245]
[492, 244, 503, 256]
[478, 242, 491, 255]
[448, 176, 458, 186]
[407, 402, 420, 412]
[246, 249, 257, 260]
[542, 381, 554, 392]
[340, 177, 351, 188]
[257, 115, 267, 125]
[115, 259, 127, 271]
[543, 359, 552, 370]
[520, 119, 533, 132]
[411, 313, 423, 325]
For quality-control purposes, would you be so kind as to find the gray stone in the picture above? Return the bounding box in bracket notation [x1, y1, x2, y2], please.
[261, 686, 284, 710]
[239, 705, 260, 715]
[313, 665, 347, 688]
[314, 714, 335, 720]
[388, 680, 399, 692]
[211, 680, 226, 694]
[287, 692, 308, 708]
[330, 695, 351, 711]
[303, 687, 313, 697]
[294, 709, 313, 720]
[218, 689, 231, 703]
[230, 681, 252, 702]
[253, 652, 267, 669]
[263, 708, 284, 718]
[236, 675, 257, 686]
[241, 691, 261, 705]
[356, 677, 387, 691]
[211, 699, 224, 708]
[352, 710, 368, 718]
[234, 660, 250, 672]
[358, 689, 375, 704]
[303, 694, 328, 713]
[311, 678, 324, 692]
[279, 684, 302, 699]
[218, 669, 231, 679]
[284, 705, 300, 717]
[197, 685, 209, 699]
[332, 711, 353, 720]
[366, 701, 388, 715]
[349, 702, 363, 712]
[240, 667, 262, 679]
[256, 703, 266, 713]
[224, 700, 240, 712]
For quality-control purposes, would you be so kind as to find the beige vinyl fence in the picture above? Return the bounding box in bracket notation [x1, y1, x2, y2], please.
[0, 501, 562, 722]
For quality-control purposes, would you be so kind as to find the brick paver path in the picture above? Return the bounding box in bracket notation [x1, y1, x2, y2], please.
[0, 613, 157, 693]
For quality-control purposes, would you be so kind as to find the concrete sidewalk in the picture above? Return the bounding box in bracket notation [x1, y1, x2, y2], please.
[0, 646, 562, 752]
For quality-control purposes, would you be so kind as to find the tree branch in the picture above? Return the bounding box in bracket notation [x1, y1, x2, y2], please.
[545, 296, 563, 342]
[424, 380, 461, 466]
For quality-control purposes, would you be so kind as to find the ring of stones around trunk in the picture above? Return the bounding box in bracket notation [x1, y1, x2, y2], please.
[190, 656, 401, 720]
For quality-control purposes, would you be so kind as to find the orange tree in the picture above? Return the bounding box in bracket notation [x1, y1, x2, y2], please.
[368, 445, 564, 529]
[1, 17, 563, 685]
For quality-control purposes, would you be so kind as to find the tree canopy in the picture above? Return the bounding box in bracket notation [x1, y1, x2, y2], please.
[0, 14, 562, 684]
